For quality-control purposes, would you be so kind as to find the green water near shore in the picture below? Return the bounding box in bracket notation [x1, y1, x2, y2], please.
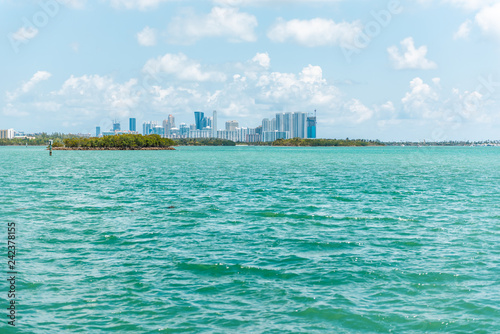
[1, 146, 499, 333]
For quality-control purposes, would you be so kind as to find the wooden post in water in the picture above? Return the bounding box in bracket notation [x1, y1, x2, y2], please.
[49, 140, 53, 156]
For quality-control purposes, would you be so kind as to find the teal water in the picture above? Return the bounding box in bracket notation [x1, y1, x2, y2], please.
[1, 146, 499, 333]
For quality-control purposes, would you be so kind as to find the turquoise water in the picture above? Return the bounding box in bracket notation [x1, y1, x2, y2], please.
[1, 146, 499, 333]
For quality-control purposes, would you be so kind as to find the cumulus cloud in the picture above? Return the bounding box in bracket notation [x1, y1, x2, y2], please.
[252, 53, 271, 69]
[267, 17, 363, 47]
[107, 0, 171, 10]
[56, 75, 140, 119]
[417, 0, 496, 10]
[6, 71, 52, 102]
[167, 7, 257, 44]
[214, 0, 339, 5]
[402, 77, 440, 118]
[388, 37, 437, 70]
[143, 53, 227, 82]
[475, 3, 500, 39]
[136, 26, 157, 46]
[441, 0, 496, 10]
[11, 27, 38, 42]
[454, 19, 472, 39]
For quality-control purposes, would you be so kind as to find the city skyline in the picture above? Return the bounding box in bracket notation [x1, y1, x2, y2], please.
[1, 1, 500, 141]
[95, 110, 317, 143]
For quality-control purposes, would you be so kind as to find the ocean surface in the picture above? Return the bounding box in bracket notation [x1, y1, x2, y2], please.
[1, 146, 499, 333]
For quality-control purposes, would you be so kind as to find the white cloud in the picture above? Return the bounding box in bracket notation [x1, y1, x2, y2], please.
[136, 26, 157, 46]
[252, 53, 271, 69]
[388, 37, 437, 70]
[454, 19, 472, 39]
[300, 65, 325, 84]
[59, 0, 86, 9]
[214, 0, 339, 5]
[11, 26, 38, 42]
[402, 77, 440, 118]
[267, 17, 363, 47]
[167, 7, 257, 44]
[6, 71, 52, 102]
[143, 53, 227, 82]
[22, 71, 52, 94]
[255, 64, 340, 110]
[442, 0, 496, 10]
[3, 103, 29, 117]
[107, 0, 171, 10]
[56, 75, 140, 118]
[475, 3, 500, 39]
[344, 99, 374, 123]
[417, 0, 496, 11]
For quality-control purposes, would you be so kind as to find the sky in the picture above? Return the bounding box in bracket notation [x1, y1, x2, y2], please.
[1, 0, 499, 141]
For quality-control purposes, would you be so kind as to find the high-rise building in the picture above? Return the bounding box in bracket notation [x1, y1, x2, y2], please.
[262, 118, 272, 132]
[129, 118, 136, 132]
[96, 126, 101, 137]
[275, 113, 286, 132]
[143, 121, 157, 135]
[307, 113, 317, 139]
[0, 129, 15, 139]
[226, 120, 238, 131]
[275, 112, 307, 139]
[153, 125, 164, 136]
[292, 112, 307, 138]
[113, 120, 121, 131]
[162, 115, 176, 138]
[168, 114, 175, 128]
[179, 123, 189, 137]
[162, 119, 169, 138]
[212, 110, 217, 138]
[194, 111, 204, 130]
[202, 116, 212, 129]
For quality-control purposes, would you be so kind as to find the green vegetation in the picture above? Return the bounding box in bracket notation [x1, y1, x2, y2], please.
[0, 133, 72, 146]
[174, 138, 236, 146]
[271, 138, 384, 147]
[62, 134, 175, 149]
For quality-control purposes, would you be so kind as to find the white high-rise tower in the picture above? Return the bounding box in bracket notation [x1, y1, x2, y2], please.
[212, 110, 217, 138]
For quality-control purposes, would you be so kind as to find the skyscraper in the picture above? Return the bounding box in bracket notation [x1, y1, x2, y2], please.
[194, 111, 204, 130]
[262, 118, 274, 132]
[168, 114, 175, 128]
[129, 118, 136, 132]
[96, 126, 101, 137]
[292, 112, 307, 138]
[202, 116, 212, 129]
[143, 121, 157, 135]
[113, 120, 121, 131]
[162, 119, 169, 138]
[212, 110, 217, 138]
[307, 112, 317, 139]
[275, 112, 307, 139]
[163, 115, 176, 138]
[226, 120, 238, 131]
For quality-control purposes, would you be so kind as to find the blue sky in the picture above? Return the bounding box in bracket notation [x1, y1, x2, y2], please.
[1, 0, 499, 141]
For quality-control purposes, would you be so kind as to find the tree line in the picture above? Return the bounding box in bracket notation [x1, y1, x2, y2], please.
[62, 134, 175, 148]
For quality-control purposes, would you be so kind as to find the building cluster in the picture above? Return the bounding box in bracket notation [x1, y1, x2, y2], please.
[96, 119, 139, 137]
[100, 111, 317, 142]
[0, 129, 38, 140]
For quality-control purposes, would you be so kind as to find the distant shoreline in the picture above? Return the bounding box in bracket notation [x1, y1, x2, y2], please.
[52, 147, 175, 151]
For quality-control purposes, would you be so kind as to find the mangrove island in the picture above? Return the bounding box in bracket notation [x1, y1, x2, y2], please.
[54, 134, 175, 150]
